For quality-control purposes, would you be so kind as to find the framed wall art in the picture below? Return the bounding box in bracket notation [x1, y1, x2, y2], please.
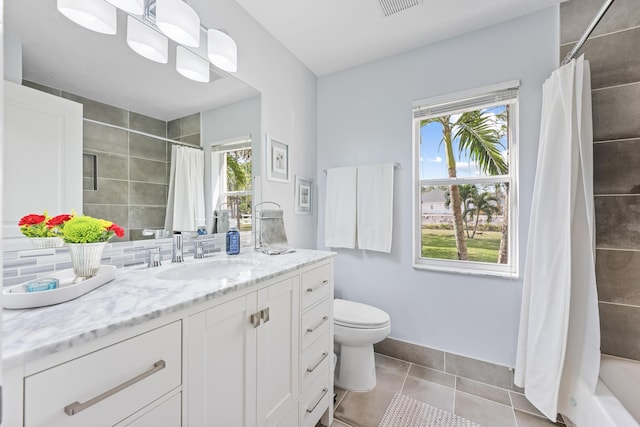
[266, 134, 289, 183]
[294, 176, 312, 214]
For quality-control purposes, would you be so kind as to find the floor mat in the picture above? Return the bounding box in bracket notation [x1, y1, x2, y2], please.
[378, 393, 485, 427]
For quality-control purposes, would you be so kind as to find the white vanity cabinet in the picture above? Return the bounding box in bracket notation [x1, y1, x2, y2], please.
[187, 276, 301, 427]
[3, 256, 334, 427]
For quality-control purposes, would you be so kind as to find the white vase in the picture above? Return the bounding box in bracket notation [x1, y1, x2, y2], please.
[30, 237, 64, 249]
[67, 242, 107, 279]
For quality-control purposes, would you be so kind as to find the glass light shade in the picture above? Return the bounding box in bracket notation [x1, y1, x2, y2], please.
[57, 0, 117, 35]
[156, 0, 200, 47]
[127, 16, 169, 63]
[105, 0, 144, 15]
[176, 46, 210, 83]
[207, 29, 238, 72]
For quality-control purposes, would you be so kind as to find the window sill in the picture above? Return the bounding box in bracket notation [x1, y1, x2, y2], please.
[413, 259, 518, 279]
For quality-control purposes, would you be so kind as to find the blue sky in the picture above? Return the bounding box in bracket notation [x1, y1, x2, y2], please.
[419, 106, 508, 180]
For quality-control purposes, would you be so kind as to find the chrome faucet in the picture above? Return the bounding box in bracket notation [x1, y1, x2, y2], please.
[172, 232, 184, 263]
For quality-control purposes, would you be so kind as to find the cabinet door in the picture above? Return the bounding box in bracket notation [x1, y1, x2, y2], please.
[257, 277, 300, 427]
[187, 295, 257, 427]
[3, 81, 83, 245]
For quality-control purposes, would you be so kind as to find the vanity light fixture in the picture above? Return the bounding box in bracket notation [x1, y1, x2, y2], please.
[176, 46, 210, 83]
[207, 29, 238, 73]
[57, 0, 117, 35]
[57, 0, 238, 81]
[105, 0, 144, 15]
[155, 0, 200, 47]
[127, 16, 169, 63]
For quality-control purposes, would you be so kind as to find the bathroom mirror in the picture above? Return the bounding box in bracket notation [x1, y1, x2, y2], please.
[3, 0, 261, 249]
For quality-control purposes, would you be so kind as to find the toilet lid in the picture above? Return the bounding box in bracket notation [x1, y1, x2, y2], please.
[334, 298, 390, 329]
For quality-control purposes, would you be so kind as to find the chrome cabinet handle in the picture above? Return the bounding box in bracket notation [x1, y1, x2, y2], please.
[64, 360, 166, 416]
[306, 352, 329, 373]
[306, 279, 329, 293]
[250, 312, 261, 328]
[261, 307, 270, 324]
[306, 387, 329, 413]
[306, 316, 329, 333]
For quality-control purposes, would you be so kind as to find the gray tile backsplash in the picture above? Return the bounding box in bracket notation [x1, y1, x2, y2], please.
[563, 0, 640, 361]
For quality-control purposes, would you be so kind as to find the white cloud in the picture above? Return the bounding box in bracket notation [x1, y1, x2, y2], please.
[427, 156, 443, 163]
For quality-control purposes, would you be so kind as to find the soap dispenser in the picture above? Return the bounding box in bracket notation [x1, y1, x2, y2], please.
[226, 219, 241, 255]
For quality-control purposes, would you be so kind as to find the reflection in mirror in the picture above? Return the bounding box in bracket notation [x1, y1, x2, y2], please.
[210, 137, 253, 234]
[3, 0, 261, 250]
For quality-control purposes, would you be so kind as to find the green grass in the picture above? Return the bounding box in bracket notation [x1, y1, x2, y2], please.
[421, 229, 501, 263]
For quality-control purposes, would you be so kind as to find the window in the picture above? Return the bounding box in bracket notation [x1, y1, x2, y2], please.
[412, 81, 519, 277]
[211, 137, 252, 232]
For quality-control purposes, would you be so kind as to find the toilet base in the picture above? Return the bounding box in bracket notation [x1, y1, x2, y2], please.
[335, 343, 376, 392]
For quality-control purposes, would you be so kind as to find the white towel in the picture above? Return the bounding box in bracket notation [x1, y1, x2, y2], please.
[324, 167, 357, 248]
[357, 164, 394, 252]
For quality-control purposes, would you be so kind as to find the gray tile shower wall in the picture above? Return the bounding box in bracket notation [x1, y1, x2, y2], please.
[21, 81, 198, 243]
[561, 0, 640, 360]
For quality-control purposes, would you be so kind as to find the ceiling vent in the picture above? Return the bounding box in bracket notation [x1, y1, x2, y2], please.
[377, 0, 424, 17]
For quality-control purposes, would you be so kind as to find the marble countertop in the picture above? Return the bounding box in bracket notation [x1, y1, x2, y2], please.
[3, 249, 335, 369]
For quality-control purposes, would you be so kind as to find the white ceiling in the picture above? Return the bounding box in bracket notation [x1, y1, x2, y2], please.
[4, 0, 563, 120]
[234, 0, 564, 76]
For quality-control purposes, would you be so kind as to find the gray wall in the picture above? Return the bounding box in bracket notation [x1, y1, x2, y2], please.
[561, 0, 640, 361]
[317, 7, 558, 367]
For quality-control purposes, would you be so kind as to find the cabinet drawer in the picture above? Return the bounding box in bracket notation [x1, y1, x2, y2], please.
[301, 264, 331, 310]
[301, 298, 331, 350]
[301, 332, 330, 391]
[299, 372, 330, 427]
[25, 321, 182, 427]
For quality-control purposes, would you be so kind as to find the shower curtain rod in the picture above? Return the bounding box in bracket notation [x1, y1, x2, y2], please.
[83, 118, 204, 149]
[561, 0, 615, 65]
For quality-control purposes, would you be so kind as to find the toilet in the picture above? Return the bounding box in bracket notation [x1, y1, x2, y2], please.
[333, 298, 391, 392]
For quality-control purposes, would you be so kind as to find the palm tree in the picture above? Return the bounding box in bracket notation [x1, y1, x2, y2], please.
[421, 110, 507, 260]
[466, 189, 499, 239]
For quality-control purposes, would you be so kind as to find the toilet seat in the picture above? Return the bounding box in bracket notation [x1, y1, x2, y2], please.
[334, 298, 390, 329]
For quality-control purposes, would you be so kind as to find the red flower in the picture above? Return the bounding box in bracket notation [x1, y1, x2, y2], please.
[108, 223, 125, 238]
[47, 214, 73, 228]
[19, 214, 46, 226]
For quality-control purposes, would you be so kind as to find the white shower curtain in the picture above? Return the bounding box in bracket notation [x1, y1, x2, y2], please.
[515, 56, 600, 423]
[165, 145, 206, 232]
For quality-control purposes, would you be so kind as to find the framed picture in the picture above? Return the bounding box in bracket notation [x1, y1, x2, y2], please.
[266, 134, 289, 182]
[295, 176, 312, 214]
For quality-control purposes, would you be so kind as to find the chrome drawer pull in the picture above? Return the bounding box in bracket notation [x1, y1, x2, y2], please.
[64, 360, 166, 416]
[306, 316, 329, 333]
[261, 307, 270, 324]
[307, 352, 329, 373]
[306, 280, 329, 293]
[306, 387, 329, 413]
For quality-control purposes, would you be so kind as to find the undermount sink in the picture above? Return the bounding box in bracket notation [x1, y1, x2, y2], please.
[156, 259, 259, 281]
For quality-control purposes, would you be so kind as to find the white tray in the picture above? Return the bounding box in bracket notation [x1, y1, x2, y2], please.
[3, 265, 117, 309]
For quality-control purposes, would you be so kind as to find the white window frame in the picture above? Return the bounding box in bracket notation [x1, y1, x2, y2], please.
[210, 135, 252, 223]
[412, 81, 520, 278]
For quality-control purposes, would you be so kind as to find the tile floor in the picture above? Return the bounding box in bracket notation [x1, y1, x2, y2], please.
[328, 353, 564, 427]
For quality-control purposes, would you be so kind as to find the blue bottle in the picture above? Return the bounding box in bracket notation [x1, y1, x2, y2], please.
[226, 220, 241, 255]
